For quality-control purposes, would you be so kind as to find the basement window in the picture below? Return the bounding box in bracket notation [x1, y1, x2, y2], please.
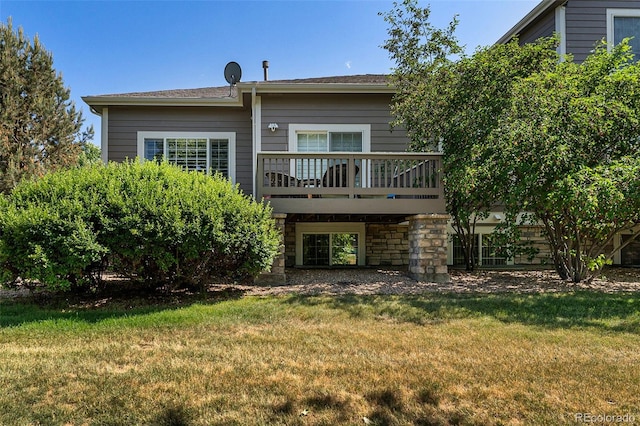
[451, 233, 512, 267]
[296, 223, 365, 266]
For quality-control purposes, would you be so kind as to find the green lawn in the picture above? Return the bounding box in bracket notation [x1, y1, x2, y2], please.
[1, 290, 639, 425]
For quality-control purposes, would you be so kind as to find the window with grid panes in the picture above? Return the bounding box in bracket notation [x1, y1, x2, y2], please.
[296, 131, 363, 183]
[137, 132, 235, 180]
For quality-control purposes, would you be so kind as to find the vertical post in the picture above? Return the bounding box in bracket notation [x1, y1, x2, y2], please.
[256, 154, 264, 199]
[408, 214, 450, 283]
[255, 213, 287, 285]
[349, 155, 356, 198]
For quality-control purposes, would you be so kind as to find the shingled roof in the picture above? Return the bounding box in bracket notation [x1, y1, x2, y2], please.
[94, 74, 389, 99]
[97, 86, 233, 99]
[263, 74, 389, 84]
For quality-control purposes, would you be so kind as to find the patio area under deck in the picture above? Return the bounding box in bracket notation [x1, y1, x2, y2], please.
[257, 152, 446, 215]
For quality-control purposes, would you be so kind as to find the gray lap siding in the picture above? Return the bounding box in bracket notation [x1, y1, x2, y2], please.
[517, 8, 556, 44]
[259, 93, 408, 152]
[565, 1, 640, 63]
[515, 1, 640, 63]
[107, 106, 254, 194]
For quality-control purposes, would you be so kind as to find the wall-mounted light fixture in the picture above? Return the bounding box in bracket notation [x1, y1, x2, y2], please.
[268, 123, 279, 132]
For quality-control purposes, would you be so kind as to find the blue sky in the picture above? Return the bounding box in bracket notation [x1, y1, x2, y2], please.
[1, 0, 539, 147]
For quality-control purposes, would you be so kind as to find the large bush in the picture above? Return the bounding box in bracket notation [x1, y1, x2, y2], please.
[0, 161, 280, 291]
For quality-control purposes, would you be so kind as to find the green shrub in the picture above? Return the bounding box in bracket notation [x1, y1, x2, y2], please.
[0, 161, 280, 291]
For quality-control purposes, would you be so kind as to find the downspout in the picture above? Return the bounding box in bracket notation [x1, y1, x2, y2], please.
[90, 106, 109, 164]
[252, 87, 257, 197]
[555, 4, 567, 60]
[101, 108, 109, 164]
[251, 86, 262, 198]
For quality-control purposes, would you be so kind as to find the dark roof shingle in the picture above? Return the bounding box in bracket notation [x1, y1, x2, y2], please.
[95, 74, 389, 98]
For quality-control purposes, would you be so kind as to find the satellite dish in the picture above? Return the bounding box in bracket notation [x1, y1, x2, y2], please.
[224, 61, 242, 85]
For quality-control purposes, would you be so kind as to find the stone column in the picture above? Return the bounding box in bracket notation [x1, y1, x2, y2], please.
[408, 214, 450, 283]
[255, 213, 287, 285]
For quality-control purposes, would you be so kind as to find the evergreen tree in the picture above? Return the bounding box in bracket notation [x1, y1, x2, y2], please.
[0, 19, 91, 193]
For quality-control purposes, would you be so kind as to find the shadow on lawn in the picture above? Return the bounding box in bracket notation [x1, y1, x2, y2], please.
[0, 285, 245, 328]
[287, 292, 640, 333]
[266, 384, 466, 425]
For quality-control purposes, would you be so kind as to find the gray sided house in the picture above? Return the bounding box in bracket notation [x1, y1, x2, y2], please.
[83, 74, 450, 284]
[498, 0, 640, 62]
[83, 0, 640, 279]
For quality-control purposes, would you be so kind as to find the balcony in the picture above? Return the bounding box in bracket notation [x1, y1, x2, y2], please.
[256, 152, 445, 215]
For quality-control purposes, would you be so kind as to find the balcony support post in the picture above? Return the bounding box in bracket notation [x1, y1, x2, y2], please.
[408, 214, 450, 283]
[255, 213, 287, 285]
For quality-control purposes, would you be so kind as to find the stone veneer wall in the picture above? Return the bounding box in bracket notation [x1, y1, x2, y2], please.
[365, 223, 409, 266]
[255, 213, 287, 285]
[409, 214, 450, 282]
[284, 222, 296, 267]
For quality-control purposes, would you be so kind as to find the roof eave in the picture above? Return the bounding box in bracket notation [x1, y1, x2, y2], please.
[81, 95, 244, 114]
[496, 0, 565, 44]
[82, 80, 394, 114]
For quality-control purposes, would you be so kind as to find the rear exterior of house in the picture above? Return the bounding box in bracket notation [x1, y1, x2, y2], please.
[83, 1, 640, 279]
[83, 75, 449, 284]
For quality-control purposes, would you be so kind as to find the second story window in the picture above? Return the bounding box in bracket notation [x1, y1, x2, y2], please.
[137, 132, 236, 182]
[607, 9, 640, 60]
[289, 124, 370, 154]
[288, 124, 371, 183]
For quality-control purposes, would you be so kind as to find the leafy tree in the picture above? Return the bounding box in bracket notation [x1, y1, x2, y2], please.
[544, 159, 640, 279]
[491, 40, 640, 281]
[380, 0, 462, 150]
[0, 19, 91, 193]
[381, 0, 559, 269]
[438, 39, 561, 270]
[77, 142, 101, 167]
[382, 1, 640, 280]
[331, 233, 357, 265]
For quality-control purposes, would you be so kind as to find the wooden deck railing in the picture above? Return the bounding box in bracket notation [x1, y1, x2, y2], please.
[256, 152, 446, 215]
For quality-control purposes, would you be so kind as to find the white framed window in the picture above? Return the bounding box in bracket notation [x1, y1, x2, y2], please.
[289, 124, 371, 153]
[288, 124, 370, 185]
[607, 9, 640, 60]
[448, 231, 514, 267]
[137, 132, 236, 182]
[296, 223, 366, 266]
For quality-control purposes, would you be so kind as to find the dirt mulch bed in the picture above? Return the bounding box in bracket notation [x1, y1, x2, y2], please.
[239, 267, 640, 296]
[1, 268, 639, 306]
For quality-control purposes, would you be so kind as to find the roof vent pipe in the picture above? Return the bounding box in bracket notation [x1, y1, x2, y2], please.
[262, 60, 269, 81]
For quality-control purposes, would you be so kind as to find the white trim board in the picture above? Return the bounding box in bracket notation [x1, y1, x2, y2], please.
[606, 8, 640, 51]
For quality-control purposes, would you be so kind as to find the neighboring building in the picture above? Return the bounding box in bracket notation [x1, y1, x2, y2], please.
[472, 0, 640, 268]
[497, 0, 640, 62]
[83, 73, 450, 283]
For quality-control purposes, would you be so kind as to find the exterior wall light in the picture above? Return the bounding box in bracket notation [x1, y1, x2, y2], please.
[268, 123, 279, 132]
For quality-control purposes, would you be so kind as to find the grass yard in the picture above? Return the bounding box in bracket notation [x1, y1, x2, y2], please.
[1, 290, 639, 425]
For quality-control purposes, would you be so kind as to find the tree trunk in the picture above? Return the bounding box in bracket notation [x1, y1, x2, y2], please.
[453, 219, 476, 271]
